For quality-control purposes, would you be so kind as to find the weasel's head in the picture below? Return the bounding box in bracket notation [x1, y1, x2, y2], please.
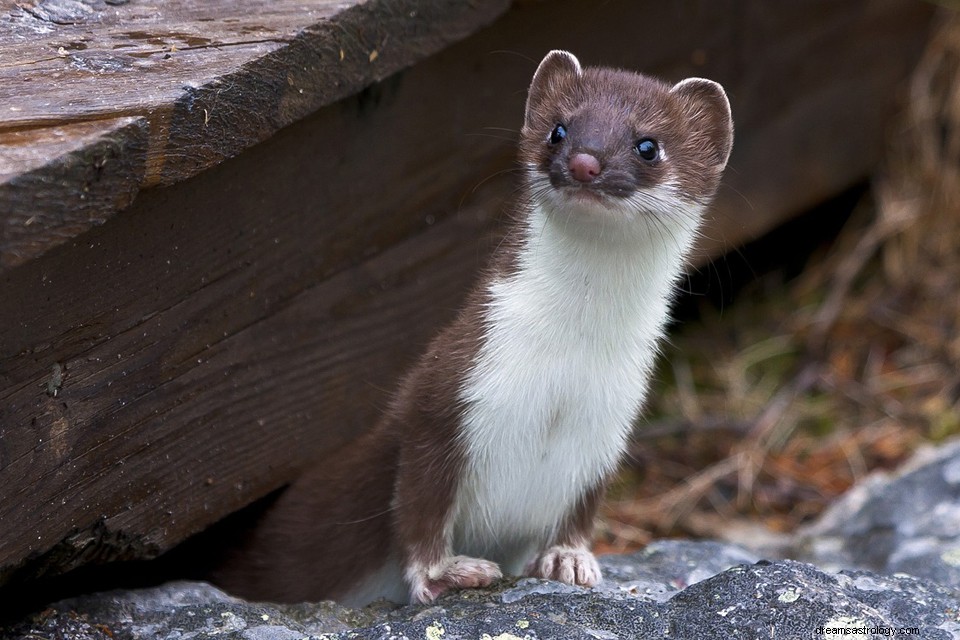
[520, 50, 733, 227]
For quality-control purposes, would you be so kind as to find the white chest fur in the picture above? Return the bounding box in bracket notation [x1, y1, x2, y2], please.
[452, 202, 700, 571]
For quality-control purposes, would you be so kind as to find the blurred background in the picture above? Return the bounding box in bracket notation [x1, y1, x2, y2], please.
[601, 8, 960, 554]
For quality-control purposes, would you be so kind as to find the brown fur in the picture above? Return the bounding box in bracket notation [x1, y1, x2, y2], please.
[555, 480, 608, 548]
[390, 297, 484, 570]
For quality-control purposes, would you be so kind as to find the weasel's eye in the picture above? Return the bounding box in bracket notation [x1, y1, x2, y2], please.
[549, 124, 567, 145]
[635, 138, 660, 162]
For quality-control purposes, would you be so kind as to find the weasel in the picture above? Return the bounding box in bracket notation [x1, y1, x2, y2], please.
[212, 50, 733, 606]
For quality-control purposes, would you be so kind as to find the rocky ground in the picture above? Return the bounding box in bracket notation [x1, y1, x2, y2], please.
[5, 439, 960, 639]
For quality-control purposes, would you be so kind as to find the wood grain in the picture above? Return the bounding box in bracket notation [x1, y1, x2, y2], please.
[0, 117, 147, 269]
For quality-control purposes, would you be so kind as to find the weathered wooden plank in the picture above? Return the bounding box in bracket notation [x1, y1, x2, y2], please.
[0, 0, 513, 270]
[0, 0, 936, 588]
[0, 117, 147, 269]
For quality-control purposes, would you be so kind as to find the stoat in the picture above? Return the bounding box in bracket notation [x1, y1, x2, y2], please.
[212, 50, 733, 607]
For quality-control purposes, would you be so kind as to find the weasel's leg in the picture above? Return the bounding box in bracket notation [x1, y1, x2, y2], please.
[393, 437, 501, 603]
[526, 482, 605, 587]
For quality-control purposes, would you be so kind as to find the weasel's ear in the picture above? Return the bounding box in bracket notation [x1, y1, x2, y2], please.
[671, 78, 734, 169]
[525, 50, 582, 128]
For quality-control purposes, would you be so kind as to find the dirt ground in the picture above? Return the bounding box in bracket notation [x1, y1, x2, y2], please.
[597, 11, 960, 553]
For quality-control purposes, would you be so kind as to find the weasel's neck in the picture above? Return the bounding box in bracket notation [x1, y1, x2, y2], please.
[503, 200, 701, 327]
[471, 195, 703, 400]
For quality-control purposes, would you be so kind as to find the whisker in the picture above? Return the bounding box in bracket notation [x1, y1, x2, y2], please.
[469, 167, 522, 194]
[463, 133, 519, 143]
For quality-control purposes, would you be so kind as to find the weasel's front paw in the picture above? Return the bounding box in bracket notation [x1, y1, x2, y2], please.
[526, 545, 602, 587]
[406, 556, 502, 604]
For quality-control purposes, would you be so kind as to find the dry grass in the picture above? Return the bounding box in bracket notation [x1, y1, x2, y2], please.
[597, 10, 960, 553]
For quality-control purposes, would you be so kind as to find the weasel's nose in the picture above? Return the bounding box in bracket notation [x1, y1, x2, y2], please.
[569, 153, 601, 182]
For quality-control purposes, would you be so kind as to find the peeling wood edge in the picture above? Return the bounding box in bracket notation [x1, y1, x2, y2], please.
[0, 117, 148, 271]
[153, 0, 513, 185]
[0, 518, 163, 586]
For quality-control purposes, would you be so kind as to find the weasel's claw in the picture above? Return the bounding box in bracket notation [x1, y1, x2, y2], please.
[526, 545, 602, 587]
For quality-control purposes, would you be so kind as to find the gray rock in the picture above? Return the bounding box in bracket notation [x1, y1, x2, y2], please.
[792, 439, 960, 586]
[2, 581, 369, 639]
[666, 560, 959, 639]
[595, 539, 760, 602]
[5, 545, 959, 639]
[7, 441, 960, 639]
